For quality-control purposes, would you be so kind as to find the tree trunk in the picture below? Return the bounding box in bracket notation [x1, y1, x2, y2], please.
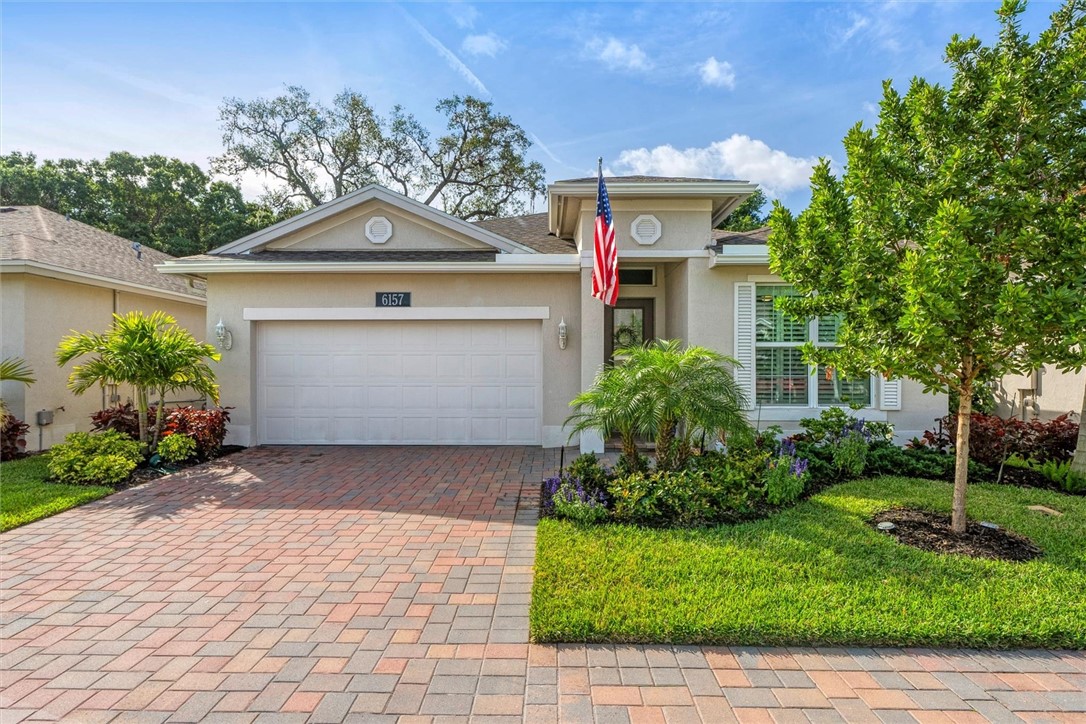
[620, 430, 641, 473]
[1072, 377, 1086, 476]
[656, 420, 676, 472]
[952, 388, 973, 534]
[151, 389, 167, 451]
[136, 388, 149, 450]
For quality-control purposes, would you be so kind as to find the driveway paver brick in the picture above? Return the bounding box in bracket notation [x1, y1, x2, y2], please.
[2, 445, 1084, 723]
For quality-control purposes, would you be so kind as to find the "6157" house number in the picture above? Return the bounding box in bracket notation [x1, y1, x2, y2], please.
[376, 292, 411, 307]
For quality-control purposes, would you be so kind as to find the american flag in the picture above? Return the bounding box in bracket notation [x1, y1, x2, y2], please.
[591, 164, 619, 306]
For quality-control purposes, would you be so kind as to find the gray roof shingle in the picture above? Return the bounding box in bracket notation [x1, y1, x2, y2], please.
[555, 175, 746, 184]
[0, 206, 203, 298]
[472, 213, 575, 254]
[711, 226, 770, 249]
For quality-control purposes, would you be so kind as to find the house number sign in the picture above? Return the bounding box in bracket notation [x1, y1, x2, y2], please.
[376, 292, 411, 307]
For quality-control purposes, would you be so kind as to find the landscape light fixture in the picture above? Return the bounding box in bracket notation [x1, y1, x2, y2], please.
[215, 319, 233, 351]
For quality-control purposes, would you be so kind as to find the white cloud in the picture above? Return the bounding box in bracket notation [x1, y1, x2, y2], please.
[862, 101, 879, 116]
[461, 33, 507, 57]
[698, 56, 735, 89]
[448, 2, 478, 29]
[613, 135, 821, 196]
[588, 37, 652, 72]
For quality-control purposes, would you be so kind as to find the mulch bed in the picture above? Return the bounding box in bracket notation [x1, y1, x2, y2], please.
[121, 445, 247, 489]
[871, 507, 1042, 562]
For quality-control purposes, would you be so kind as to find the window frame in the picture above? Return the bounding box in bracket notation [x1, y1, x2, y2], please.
[753, 284, 875, 409]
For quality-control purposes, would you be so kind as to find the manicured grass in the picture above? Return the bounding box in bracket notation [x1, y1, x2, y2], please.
[0, 455, 112, 532]
[531, 477, 1086, 648]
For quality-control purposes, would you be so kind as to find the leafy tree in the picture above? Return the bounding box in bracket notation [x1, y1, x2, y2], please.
[0, 357, 35, 423]
[716, 189, 769, 232]
[214, 86, 546, 220]
[0, 152, 281, 256]
[768, 0, 1086, 532]
[56, 312, 220, 451]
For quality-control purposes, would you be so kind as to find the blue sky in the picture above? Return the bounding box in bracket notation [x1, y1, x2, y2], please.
[0, 1, 1059, 212]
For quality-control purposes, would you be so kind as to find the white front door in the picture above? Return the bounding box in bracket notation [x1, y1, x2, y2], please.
[255, 319, 542, 445]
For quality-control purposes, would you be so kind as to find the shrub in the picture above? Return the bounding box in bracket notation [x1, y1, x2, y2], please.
[865, 444, 992, 481]
[792, 441, 837, 489]
[156, 434, 197, 464]
[917, 413, 1080, 468]
[1, 415, 30, 461]
[764, 440, 809, 506]
[48, 431, 141, 485]
[163, 407, 231, 460]
[566, 453, 610, 494]
[90, 403, 153, 439]
[550, 478, 609, 524]
[1027, 458, 1086, 494]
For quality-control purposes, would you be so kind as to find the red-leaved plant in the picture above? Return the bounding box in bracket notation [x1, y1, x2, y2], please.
[914, 413, 1078, 469]
[162, 407, 232, 460]
[1, 415, 30, 461]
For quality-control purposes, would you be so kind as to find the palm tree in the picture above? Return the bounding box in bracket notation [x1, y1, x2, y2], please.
[57, 312, 220, 452]
[566, 363, 645, 472]
[0, 357, 36, 422]
[621, 340, 750, 472]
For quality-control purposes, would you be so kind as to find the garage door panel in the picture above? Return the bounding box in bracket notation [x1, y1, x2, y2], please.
[402, 354, 437, 378]
[257, 320, 540, 445]
[264, 386, 295, 410]
[332, 355, 365, 377]
[368, 385, 402, 409]
[471, 355, 503, 379]
[402, 385, 436, 409]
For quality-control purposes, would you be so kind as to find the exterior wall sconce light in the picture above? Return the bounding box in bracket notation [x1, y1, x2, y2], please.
[215, 319, 233, 351]
[558, 318, 568, 350]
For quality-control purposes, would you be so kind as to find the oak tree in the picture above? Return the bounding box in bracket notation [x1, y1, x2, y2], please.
[213, 87, 546, 220]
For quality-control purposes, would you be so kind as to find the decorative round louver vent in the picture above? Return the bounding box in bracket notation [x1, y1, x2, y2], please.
[365, 216, 393, 244]
[630, 214, 662, 245]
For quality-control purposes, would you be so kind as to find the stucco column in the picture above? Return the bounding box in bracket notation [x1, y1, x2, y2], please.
[579, 266, 605, 453]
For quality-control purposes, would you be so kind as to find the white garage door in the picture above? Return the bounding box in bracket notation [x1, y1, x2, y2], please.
[256, 320, 542, 445]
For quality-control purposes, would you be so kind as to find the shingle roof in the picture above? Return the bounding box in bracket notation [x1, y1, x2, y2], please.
[0, 206, 203, 299]
[180, 250, 498, 263]
[555, 175, 745, 184]
[711, 226, 770, 249]
[472, 213, 575, 254]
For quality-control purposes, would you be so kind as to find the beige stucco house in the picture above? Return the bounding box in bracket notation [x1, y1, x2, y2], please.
[1, 206, 207, 450]
[159, 178, 946, 451]
[997, 367, 1083, 421]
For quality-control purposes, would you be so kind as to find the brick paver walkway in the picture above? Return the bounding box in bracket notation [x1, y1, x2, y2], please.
[1, 446, 1083, 723]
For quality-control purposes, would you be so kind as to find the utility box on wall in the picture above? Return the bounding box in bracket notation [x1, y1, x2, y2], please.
[35, 409, 54, 427]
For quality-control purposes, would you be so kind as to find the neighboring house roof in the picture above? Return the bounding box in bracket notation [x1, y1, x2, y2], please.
[711, 226, 770, 249]
[473, 213, 576, 254]
[0, 206, 204, 301]
[555, 175, 745, 184]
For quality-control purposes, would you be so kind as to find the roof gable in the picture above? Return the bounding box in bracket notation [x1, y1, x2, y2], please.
[211, 185, 539, 256]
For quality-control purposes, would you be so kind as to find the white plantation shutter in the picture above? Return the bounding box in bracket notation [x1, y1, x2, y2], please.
[734, 282, 757, 409]
[880, 376, 902, 410]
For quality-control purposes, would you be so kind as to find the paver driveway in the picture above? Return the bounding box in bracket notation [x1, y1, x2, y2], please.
[2, 446, 1084, 724]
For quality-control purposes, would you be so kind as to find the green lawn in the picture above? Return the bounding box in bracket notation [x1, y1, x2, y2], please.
[531, 477, 1086, 648]
[0, 455, 112, 532]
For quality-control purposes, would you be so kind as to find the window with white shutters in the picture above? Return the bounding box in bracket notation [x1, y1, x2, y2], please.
[751, 285, 873, 408]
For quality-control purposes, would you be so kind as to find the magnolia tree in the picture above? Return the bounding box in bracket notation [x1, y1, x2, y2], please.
[768, 0, 1086, 532]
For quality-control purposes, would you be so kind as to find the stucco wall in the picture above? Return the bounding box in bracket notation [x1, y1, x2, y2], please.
[2, 273, 206, 451]
[266, 200, 491, 251]
[578, 198, 714, 253]
[997, 366, 1083, 421]
[205, 271, 582, 447]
